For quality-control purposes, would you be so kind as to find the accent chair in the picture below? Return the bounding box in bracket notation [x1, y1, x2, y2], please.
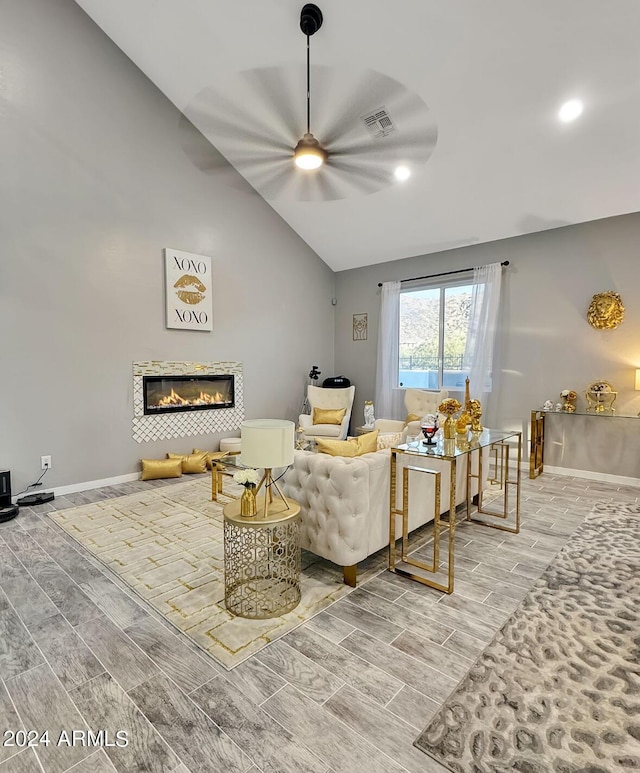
[299, 385, 355, 441]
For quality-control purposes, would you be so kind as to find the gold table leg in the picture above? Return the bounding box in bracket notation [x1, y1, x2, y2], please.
[472, 433, 521, 534]
[388, 449, 453, 593]
[211, 463, 223, 501]
[529, 410, 544, 479]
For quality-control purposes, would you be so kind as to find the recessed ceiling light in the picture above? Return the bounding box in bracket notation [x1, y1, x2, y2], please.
[558, 99, 583, 123]
[394, 165, 411, 182]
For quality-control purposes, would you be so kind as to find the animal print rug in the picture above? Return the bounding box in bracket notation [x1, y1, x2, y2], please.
[414, 501, 640, 773]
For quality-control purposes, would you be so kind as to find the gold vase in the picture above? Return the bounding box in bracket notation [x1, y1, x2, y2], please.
[240, 485, 257, 517]
[443, 416, 456, 439]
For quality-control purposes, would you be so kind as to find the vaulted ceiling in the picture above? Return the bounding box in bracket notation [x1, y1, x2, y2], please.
[73, 0, 640, 271]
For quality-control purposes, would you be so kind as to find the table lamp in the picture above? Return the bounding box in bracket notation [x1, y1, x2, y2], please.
[240, 419, 295, 518]
[636, 369, 640, 415]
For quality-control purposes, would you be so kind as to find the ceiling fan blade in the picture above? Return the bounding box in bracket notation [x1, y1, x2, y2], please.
[315, 69, 392, 147]
[245, 160, 305, 201]
[328, 157, 394, 188]
[177, 114, 261, 196]
[240, 67, 303, 144]
[184, 83, 295, 155]
[269, 162, 388, 202]
[319, 70, 437, 164]
[308, 171, 347, 203]
[181, 63, 437, 202]
[330, 125, 438, 160]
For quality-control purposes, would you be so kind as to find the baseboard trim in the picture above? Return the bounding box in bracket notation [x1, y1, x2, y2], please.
[542, 465, 640, 488]
[12, 472, 140, 503]
[14, 462, 639, 506]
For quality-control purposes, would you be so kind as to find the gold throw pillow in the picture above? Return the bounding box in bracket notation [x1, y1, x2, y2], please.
[316, 438, 359, 457]
[316, 430, 379, 458]
[312, 407, 347, 426]
[357, 430, 379, 454]
[167, 451, 208, 474]
[404, 412, 422, 426]
[192, 448, 229, 470]
[140, 458, 183, 481]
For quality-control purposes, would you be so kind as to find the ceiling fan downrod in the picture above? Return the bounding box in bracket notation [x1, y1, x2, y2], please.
[294, 4, 327, 170]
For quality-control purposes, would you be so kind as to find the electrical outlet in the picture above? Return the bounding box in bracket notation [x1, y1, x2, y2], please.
[41, 455, 52, 470]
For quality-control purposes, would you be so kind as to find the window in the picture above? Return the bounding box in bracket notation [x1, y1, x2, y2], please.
[398, 280, 474, 390]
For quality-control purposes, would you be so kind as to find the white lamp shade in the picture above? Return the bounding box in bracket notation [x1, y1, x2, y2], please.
[636, 369, 640, 391]
[240, 419, 295, 468]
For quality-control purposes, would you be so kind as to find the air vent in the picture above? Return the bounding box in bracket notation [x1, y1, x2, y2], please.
[361, 106, 397, 139]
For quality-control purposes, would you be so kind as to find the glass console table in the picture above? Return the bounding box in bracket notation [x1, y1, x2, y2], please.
[529, 409, 640, 479]
[389, 429, 522, 594]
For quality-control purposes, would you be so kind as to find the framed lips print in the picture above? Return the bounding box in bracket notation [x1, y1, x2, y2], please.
[164, 248, 213, 331]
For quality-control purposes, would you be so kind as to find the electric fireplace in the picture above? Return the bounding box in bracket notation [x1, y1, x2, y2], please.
[143, 375, 234, 415]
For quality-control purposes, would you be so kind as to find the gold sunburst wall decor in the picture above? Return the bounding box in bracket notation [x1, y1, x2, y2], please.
[587, 291, 625, 330]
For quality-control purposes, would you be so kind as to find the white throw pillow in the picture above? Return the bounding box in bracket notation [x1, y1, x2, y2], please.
[376, 432, 403, 450]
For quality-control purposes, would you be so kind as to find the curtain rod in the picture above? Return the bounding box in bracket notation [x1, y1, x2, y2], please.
[377, 260, 510, 287]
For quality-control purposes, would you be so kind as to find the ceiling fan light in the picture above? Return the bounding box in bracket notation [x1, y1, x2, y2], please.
[294, 132, 327, 170]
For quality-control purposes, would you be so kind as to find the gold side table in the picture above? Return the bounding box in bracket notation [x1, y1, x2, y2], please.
[389, 430, 521, 594]
[223, 496, 301, 619]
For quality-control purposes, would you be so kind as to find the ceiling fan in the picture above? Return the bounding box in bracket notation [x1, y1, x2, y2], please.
[183, 4, 438, 202]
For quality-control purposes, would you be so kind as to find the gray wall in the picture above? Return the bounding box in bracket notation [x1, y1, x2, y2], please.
[0, 0, 335, 492]
[335, 213, 640, 459]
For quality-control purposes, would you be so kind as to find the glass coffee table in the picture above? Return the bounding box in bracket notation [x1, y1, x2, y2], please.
[210, 453, 250, 501]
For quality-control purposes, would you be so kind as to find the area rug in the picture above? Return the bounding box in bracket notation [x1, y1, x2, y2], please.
[414, 501, 640, 773]
[49, 477, 376, 669]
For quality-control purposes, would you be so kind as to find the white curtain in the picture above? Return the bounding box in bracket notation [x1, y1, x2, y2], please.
[375, 281, 401, 420]
[464, 262, 503, 401]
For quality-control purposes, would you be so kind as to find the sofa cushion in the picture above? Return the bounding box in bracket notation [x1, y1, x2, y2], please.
[312, 407, 347, 425]
[317, 430, 379, 457]
[377, 432, 404, 450]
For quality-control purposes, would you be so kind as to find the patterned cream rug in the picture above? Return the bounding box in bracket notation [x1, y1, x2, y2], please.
[414, 501, 640, 773]
[49, 477, 376, 669]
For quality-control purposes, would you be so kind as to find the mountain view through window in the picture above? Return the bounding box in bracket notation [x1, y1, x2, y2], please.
[399, 284, 472, 389]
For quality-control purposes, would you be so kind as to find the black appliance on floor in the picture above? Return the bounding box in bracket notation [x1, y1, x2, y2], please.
[0, 470, 19, 522]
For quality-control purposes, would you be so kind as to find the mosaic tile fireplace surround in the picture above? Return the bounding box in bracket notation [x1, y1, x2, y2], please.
[132, 361, 244, 443]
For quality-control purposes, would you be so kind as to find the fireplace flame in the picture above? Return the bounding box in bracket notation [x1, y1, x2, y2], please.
[155, 388, 228, 409]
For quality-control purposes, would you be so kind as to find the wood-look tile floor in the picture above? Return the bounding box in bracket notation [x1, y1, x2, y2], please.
[0, 472, 637, 772]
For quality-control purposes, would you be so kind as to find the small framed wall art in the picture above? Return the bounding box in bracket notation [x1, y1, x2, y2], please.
[164, 248, 213, 331]
[353, 313, 368, 341]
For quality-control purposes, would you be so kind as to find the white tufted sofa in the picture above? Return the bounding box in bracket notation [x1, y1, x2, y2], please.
[282, 446, 484, 586]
